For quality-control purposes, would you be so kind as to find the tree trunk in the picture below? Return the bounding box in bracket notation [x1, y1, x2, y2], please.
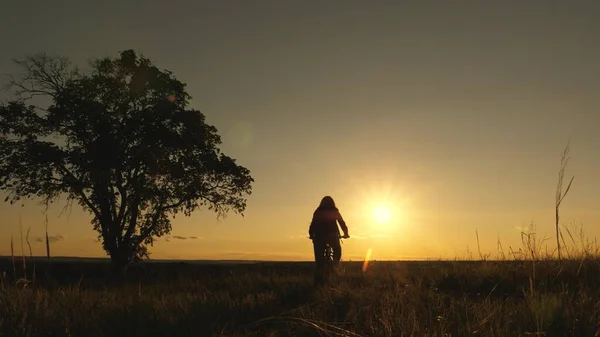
[109, 247, 130, 283]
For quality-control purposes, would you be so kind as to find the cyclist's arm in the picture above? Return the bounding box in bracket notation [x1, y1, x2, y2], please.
[337, 211, 349, 236]
[308, 213, 317, 238]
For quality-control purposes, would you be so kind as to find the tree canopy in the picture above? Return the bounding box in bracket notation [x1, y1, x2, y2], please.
[0, 50, 253, 269]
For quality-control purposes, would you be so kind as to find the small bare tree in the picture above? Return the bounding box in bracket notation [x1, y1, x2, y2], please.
[555, 142, 574, 261]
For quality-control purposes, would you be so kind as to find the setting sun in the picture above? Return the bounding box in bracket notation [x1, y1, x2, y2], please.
[372, 205, 392, 224]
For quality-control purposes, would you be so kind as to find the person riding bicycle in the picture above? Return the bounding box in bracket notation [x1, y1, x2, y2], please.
[309, 196, 349, 284]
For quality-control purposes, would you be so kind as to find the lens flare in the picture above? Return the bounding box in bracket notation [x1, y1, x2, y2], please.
[362, 248, 372, 272]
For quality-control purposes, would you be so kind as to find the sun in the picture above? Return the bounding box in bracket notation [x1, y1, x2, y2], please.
[372, 205, 392, 224]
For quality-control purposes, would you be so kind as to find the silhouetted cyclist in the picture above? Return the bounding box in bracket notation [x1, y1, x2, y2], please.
[309, 196, 349, 285]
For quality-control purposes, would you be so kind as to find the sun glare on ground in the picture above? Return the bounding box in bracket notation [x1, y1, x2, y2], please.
[372, 205, 392, 224]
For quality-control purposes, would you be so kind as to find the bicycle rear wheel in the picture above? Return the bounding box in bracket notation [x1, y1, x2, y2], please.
[314, 243, 335, 286]
[323, 245, 335, 280]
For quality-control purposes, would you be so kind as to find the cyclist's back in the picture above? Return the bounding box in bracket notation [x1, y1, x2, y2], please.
[310, 207, 346, 242]
[309, 196, 348, 241]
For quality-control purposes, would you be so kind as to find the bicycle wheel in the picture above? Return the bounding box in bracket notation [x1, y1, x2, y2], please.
[322, 244, 334, 280]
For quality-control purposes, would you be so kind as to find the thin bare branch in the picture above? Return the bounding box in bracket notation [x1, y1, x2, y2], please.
[5, 53, 75, 100]
[26, 226, 32, 257]
[555, 141, 574, 261]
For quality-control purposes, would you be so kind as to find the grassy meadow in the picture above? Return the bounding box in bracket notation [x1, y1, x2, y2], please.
[2, 244, 600, 337]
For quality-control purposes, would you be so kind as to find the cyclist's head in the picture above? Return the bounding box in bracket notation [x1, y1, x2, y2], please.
[318, 196, 336, 209]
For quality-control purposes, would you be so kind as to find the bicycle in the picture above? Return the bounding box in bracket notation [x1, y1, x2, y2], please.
[309, 234, 350, 284]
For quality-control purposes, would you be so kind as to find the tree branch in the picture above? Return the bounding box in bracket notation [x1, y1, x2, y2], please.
[115, 168, 128, 234]
[55, 163, 101, 220]
[137, 206, 164, 244]
[6, 54, 73, 100]
[123, 191, 141, 242]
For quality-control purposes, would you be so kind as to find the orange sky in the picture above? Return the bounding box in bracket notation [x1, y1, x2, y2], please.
[1, 1, 600, 261]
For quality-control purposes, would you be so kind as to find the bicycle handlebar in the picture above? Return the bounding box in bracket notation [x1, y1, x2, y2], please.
[308, 234, 350, 240]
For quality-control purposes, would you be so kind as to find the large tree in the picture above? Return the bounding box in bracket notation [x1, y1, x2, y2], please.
[0, 50, 253, 271]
